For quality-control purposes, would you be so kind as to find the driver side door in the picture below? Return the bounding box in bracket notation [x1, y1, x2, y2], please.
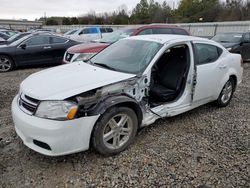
[16, 35, 54, 65]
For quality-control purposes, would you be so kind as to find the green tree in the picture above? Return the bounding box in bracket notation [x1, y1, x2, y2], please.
[62, 17, 71, 25]
[70, 17, 79, 25]
[131, 0, 150, 24]
[174, 0, 220, 23]
[45, 18, 58, 25]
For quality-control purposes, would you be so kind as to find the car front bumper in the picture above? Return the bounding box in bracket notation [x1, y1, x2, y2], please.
[12, 96, 99, 156]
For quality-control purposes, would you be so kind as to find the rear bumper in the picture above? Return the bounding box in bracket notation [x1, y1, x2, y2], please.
[12, 96, 99, 156]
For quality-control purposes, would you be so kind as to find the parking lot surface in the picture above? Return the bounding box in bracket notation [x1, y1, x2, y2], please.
[0, 64, 249, 187]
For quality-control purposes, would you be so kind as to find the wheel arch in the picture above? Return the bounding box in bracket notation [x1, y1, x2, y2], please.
[88, 95, 143, 128]
[229, 74, 237, 91]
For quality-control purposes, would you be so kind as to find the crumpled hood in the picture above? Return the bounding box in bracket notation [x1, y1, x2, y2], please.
[20, 62, 135, 100]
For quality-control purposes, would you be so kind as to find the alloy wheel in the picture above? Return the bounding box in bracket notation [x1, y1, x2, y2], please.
[221, 80, 233, 104]
[0, 57, 12, 72]
[102, 113, 133, 150]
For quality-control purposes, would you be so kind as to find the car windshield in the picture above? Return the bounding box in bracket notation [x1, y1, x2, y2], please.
[98, 29, 135, 43]
[90, 39, 163, 74]
[212, 33, 243, 43]
[64, 29, 78, 35]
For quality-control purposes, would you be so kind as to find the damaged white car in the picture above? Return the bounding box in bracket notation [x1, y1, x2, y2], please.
[12, 35, 243, 156]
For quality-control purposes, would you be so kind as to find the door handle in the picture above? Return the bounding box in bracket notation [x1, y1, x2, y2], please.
[43, 46, 51, 49]
[219, 65, 227, 69]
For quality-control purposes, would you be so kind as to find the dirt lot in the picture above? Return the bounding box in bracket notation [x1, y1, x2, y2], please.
[0, 64, 249, 188]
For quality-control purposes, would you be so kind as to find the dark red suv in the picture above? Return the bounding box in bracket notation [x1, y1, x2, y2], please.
[63, 25, 190, 63]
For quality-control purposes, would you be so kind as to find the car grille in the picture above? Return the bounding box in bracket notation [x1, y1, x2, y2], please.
[18, 93, 39, 115]
[65, 52, 74, 62]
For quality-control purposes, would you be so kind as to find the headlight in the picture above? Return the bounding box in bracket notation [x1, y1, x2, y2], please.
[35, 101, 78, 121]
[73, 53, 96, 62]
[226, 47, 232, 51]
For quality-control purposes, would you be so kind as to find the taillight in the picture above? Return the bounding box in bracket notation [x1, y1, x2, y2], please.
[240, 58, 243, 67]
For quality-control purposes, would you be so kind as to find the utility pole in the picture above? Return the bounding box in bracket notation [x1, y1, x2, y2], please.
[44, 12, 47, 26]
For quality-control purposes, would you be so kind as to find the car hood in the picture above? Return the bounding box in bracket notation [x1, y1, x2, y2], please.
[219, 42, 239, 48]
[68, 42, 109, 53]
[20, 62, 135, 100]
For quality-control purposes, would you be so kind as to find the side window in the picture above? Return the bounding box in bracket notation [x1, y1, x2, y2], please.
[25, 36, 50, 46]
[153, 28, 173, 34]
[138, 29, 153, 35]
[100, 28, 106, 33]
[107, 28, 113, 32]
[89, 28, 98, 34]
[51, 37, 67, 44]
[173, 28, 189, 35]
[79, 29, 90, 35]
[194, 43, 223, 65]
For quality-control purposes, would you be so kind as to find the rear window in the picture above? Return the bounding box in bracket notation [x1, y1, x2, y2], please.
[173, 28, 189, 35]
[153, 28, 173, 34]
[100, 28, 113, 33]
[51, 37, 67, 44]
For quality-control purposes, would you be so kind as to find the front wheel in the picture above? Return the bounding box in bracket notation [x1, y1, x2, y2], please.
[0, 55, 14, 72]
[92, 107, 138, 156]
[215, 78, 235, 107]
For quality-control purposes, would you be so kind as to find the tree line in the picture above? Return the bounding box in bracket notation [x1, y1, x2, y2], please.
[42, 0, 250, 25]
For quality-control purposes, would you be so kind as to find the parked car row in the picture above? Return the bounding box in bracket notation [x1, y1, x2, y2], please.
[0, 32, 79, 72]
[63, 24, 191, 63]
[1, 25, 249, 73]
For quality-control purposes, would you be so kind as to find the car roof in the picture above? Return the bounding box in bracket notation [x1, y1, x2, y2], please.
[126, 34, 210, 44]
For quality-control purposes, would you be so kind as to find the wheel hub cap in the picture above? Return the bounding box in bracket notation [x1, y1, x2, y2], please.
[103, 114, 133, 150]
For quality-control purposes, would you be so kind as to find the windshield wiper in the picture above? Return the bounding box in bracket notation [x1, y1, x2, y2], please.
[94, 63, 117, 71]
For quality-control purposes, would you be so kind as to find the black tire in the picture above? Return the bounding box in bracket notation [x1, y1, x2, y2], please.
[0, 55, 14, 72]
[92, 106, 138, 156]
[215, 78, 235, 107]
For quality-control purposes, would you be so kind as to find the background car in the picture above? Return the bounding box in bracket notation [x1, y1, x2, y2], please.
[0, 29, 18, 37]
[212, 32, 250, 61]
[0, 32, 10, 41]
[0, 33, 80, 72]
[63, 25, 190, 63]
[64, 27, 113, 42]
[0, 32, 31, 45]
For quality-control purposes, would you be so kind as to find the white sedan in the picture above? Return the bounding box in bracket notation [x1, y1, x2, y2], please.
[12, 35, 243, 156]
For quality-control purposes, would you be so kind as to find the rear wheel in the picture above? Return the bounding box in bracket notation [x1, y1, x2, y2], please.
[92, 107, 138, 156]
[215, 78, 235, 107]
[0, 55, 14, 72]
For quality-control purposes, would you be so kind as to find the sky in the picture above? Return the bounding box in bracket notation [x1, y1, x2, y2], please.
[0, 0, 180, 21]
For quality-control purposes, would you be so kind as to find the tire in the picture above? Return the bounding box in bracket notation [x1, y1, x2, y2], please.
[92, 106, 138, 156]
[0, 55, 14, 72]
[215, 78, 235, 107]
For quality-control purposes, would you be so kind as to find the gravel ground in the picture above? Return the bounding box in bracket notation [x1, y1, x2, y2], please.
[0, 64, 249, 188]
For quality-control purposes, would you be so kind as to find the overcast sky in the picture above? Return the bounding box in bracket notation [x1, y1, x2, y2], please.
[0, 0, 181, 21]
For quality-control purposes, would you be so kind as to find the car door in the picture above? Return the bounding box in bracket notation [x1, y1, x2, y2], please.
[241, 33, 250, 61]
[192, 42, 227, 103]
[16, 35, 54, 65]
[49, 36, 70, 64]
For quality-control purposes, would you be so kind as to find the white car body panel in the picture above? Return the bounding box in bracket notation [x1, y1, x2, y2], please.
[20, 62, 135, 100]
[12, 35, 243, 156]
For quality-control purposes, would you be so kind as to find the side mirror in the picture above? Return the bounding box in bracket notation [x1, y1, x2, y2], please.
[20, 43, 27, 49]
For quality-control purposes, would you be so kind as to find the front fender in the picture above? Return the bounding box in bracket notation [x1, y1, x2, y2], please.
[87, 94, 142, 116]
